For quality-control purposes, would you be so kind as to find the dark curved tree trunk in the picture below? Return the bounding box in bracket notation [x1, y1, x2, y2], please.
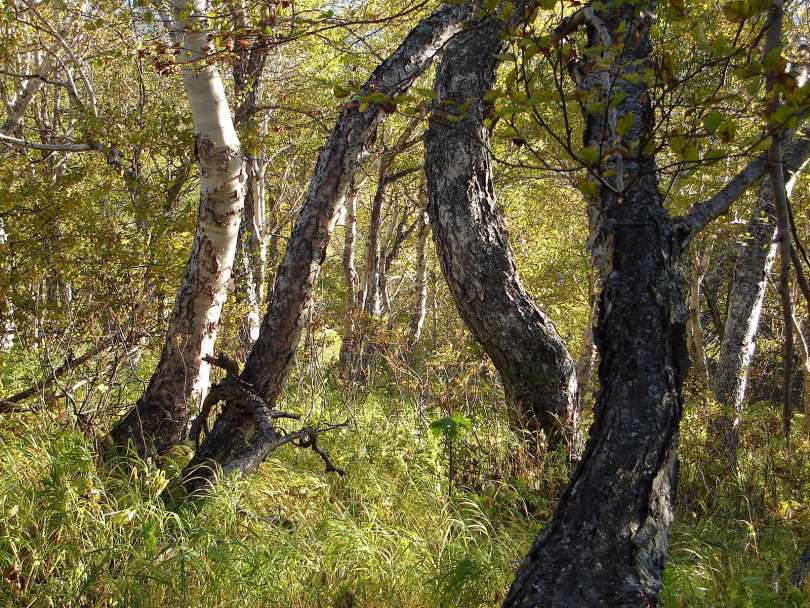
[181, 2, 479, 491]
[504, 3, 689, 605]
[424, 8, 577, 449]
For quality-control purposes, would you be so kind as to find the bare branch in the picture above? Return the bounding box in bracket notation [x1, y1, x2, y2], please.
[673, 130, 810, 252]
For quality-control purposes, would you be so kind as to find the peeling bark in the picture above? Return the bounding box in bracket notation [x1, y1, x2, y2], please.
[110, 0, 245, 454]
[181, 2, 479, 490]
[232, 18, 270, 349]
[425, 8, 577, 449]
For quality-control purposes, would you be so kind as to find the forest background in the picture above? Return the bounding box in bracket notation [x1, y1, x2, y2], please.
[1, 0, 810, 606]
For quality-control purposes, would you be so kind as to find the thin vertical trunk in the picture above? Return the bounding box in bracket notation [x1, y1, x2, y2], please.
[688, 242, 711, 384]
[110, 0, 245, 455]
[425, 6, 577, 450]
[382, 205, 417, 318]
[236, 156, 268, 346]
[505, 3, 687, 604]
[408, 184, 430, 346]
[576, 298, 597, 411]
[789, 307, 810, 438]
[764, 0, 794, 444]
[362, 123, 419, 318]
[710, 178, 778, 453]
[0, 219, 12, 353]
[182, 3, 478, 490]
[232, 17, 269, 349]
[339, 179, 365, 371]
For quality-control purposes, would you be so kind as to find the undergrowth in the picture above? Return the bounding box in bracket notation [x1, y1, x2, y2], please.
[0, 380, 808, 607]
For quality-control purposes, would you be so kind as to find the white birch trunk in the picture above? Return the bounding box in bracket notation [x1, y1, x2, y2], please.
[408, 188, 430, 345]
[110, 0, 245, 454]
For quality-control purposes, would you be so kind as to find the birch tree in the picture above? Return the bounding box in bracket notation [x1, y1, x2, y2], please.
[498, 0, 810, 603]
[180, 2, 479, 491]
[110, 0, 246, 454]
[424, 7, 578, 450]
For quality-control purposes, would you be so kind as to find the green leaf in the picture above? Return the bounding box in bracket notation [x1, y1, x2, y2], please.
[616, 113, 634, 137]
[703, 111, 723, 134]
[579, 144, 601, 166]
[430, 412, 472, 440]
[577, 176, 599, 199]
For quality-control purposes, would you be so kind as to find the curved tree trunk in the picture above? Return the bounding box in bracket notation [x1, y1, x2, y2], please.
[424, 8, 577, 449]
[505, 3, 688, 604]
[181, 3, 479, 491]
[110, 0, 245, 454]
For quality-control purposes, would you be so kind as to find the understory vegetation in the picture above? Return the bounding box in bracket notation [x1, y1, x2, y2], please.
[1, 350, 808, 607]
[5, 0, 810, 604]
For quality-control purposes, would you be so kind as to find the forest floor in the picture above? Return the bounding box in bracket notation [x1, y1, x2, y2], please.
[0, 362, 808, 607]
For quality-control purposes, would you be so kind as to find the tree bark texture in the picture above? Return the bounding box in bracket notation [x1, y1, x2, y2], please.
[709, 149, 806, 455]
[505, 3, 689, 605]
[110, 0, 245, 455]
[182, 3, 479, 490]
[710, 178, 778, 452]
[425, 8, 577, 449]
[232, 28, 270, 348]
[409, 183, 430, 345]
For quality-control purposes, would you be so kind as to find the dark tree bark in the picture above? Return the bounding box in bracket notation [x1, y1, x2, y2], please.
[181, 2, 479, 491]
[504, 3, 689, 605]
[425, 6, 577, 449]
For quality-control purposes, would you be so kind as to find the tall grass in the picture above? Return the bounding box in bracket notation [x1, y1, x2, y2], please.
[0, 380, 808, 607]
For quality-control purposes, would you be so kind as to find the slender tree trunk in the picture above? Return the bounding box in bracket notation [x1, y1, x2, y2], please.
[0, 219, 14, 353]
[574, 276, 597, 411]
[789, 307, 810, 437]
[110, 0, 245, 454]
[409, 184, 430, 345]
[232, 24, 269, 349]
[710, 178, 778, 453]
[182, 3, 478, 490]
[425, 8, 577, 450]
[362, 123, 419, 318]
[2, 48, 57, 136]
[505, 3, 688, 604]
[688, 242, 711, 384]
[339, 179, 365, 372]
[235, 156, 268, 347]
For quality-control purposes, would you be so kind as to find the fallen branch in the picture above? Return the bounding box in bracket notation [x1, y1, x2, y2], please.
[184, 353, 345, 494]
